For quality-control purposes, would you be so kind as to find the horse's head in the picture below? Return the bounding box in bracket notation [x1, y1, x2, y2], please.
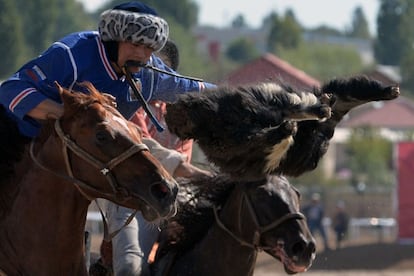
[228, 175, 316, 274]
[52, 82, 178, 221]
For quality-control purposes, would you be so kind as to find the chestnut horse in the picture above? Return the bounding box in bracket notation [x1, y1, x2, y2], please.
[0, 83, 178, 275]
[150, 174, 315, 275]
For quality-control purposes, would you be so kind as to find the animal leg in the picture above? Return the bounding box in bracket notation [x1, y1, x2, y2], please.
[262, 121, 298, 174]
[321, 76, 400, 119]
[277, 76, 400, 177]
[281, 92, 333, 122]
[285, 104, 331, 122]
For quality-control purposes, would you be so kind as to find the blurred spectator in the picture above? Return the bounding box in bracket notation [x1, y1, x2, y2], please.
[332, 200, 349, 250]
[303, 193, 330, 251]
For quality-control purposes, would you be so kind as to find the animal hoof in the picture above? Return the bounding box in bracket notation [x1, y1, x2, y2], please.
[320, 93, 334, 105]
[318, 105, 332, 120]
[387, 85, 400, 98]
[280, 121, 297, 136]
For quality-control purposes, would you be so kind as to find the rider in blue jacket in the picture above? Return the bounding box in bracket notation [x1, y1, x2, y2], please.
[0, 2, 214, 275]
[0, 2, 214, 138]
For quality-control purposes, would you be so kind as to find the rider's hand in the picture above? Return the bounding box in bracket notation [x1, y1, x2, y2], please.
[173, 161, 213, 178]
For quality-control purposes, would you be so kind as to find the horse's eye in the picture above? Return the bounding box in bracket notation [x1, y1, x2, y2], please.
[95, 130, 113, 145]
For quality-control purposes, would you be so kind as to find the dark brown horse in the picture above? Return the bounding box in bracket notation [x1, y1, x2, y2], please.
[0, 83, 178, 275]
[150, 174, 315, 275]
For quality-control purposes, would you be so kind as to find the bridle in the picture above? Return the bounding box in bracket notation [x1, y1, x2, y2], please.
[30, 118, 149, 202]
[213, 190, 305, 251]
[30, 118, 160, 240]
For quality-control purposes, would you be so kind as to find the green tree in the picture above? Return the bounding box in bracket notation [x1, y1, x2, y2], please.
[400, 49, 414, 92]
[346, 127, 394, 186]
[374, 0, 414, 94]
[277, 42, 364, 81]
[8, 0, 94, 62]
[52, 0, 95, 40]
[167, 17, 217, 80]
[231, 14, 247, 29]
[267, 9, 302, 52]
[374, 0, 405, 65]
[348, 6, 371, 39]
[397, 1, 414, 93]
[282, 10, 303, 48]
[0, 0, 95, 79]
[16, 0, 58, 56]
[148, 0, 198, 29]
[308, 25, 343, 37]
[0, 0, 27, 78]
[225, 38, 259, 63]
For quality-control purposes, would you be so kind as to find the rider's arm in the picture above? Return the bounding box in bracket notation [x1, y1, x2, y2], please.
[142, 137, 186, 175]
[142, 137, 212, 178]
[144, 55, 216, 103]
[0, 44, 75, 121]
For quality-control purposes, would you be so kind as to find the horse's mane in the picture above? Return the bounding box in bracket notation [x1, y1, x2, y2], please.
[156, 174, 237, 258]
[60, 82, 116, 118]
[0, 105, 30, 180]
[76, 82, 114, 106]
[0, 82, 114, 218]
[35, 82, 116, 142]
[0, 105, 31, 218]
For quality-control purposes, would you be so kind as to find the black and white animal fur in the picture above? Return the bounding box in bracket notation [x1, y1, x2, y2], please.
[166, 76, 399, 180]
[166, 82, 332, 180]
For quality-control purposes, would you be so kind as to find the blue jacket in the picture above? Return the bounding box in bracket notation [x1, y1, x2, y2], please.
[0, 31, 215, 137]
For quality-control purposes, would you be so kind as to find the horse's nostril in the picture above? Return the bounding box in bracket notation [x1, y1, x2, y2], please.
[151, 182, 170, 199]
[308, 240, 316, 253]
[291, 240, 306, 255]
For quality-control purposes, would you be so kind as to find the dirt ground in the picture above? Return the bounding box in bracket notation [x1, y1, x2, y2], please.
[254, 240, 414, 276]
[90, 234, 414, 276]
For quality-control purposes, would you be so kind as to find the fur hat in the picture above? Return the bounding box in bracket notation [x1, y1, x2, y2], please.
[98, 2, 169, 52]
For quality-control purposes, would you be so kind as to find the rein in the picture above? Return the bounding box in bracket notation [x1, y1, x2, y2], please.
[213, 192, 305, 251]
[122, 60, 204, 133]
[30, 119, 149, 201]
[122, 63, 164, 132]
[125, 60, 204, 82]
[30, 118, 155, 239]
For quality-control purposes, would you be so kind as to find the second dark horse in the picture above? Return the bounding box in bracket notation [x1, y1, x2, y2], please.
[150, 174, 315, 275]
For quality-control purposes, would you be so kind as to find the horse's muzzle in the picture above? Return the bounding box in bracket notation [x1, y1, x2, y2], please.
[151, 179, 178, 205]
[148, 179, 178, 216]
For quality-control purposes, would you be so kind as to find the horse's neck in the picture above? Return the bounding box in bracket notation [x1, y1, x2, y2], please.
[18, 138, 91, 235]
[5, 152, 90, 239]
[173, 196, 258, 276]
[175, 220, 256, 276]
[0, 139, 90, 275]
[164, 227, 256, 276]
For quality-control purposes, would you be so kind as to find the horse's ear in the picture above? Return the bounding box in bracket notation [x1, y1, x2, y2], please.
[55, 81, 76, 110]
[55, 81, 66, 97]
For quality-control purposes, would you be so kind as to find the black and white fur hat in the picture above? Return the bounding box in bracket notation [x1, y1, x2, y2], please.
[98, 2, 169, 52]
